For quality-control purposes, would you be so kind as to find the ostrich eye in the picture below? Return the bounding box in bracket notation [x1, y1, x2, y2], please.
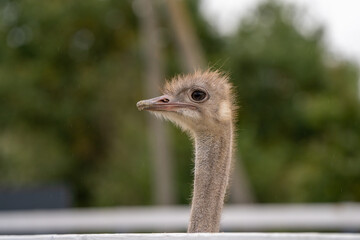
[191, 90, 207, 102]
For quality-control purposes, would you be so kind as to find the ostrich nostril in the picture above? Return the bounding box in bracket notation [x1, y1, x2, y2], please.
[160, 98, 169, 103]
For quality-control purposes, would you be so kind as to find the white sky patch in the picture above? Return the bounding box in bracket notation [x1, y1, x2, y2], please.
[199, 0, 261, 36]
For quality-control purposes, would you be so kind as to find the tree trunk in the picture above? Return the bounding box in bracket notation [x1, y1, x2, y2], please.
[136, 0, 176, 204]
[163, 0, 205, 71]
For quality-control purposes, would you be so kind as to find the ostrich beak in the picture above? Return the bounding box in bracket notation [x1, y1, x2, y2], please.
[137, 95, 196, 112]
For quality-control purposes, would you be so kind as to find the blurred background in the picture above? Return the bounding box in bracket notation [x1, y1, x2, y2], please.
[0, 0, 359, 234]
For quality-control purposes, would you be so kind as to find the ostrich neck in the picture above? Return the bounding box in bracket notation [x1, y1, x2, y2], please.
[188, 124, 233, 233]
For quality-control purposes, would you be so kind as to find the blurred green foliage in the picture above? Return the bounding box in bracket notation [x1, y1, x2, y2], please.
[227, 2, 360, 202]
[0, 0, 359, 206]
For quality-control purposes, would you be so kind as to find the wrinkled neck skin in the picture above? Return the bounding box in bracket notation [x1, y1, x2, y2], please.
[188, 122, 233, 233]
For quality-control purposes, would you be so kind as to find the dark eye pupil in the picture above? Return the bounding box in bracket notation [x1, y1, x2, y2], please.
[191, 90, 206, 101]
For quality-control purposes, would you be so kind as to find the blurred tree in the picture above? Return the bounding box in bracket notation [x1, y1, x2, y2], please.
[227, 0, 360, 202]
[0, 0, 359, 207]
[136, 0, 176, 204]
[0, 0, 152, 206]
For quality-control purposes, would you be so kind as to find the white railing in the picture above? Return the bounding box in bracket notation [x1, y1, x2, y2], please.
[0, 233, 360, 240]
[0, 204, 359, 234]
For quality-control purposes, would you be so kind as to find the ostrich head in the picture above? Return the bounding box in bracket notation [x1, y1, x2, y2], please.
[136, 70, 236, 135]
[137, 70, 237, 232]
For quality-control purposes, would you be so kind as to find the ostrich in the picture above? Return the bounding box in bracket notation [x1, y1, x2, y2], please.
[137, 70, 236, 233]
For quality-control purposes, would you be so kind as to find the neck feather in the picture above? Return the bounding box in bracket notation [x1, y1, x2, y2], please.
[188, 123, 233, 232]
